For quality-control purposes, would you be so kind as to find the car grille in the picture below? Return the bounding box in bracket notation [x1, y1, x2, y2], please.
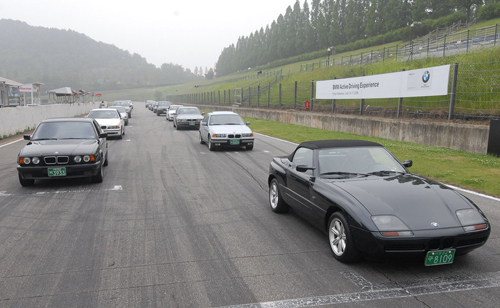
[44, 156, 69, 165]
[228, 134, 241, 138]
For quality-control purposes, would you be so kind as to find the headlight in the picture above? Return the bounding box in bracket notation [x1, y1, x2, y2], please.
[242, 133, 253, 137]
[372, 215, 413, 237]
[32, 157, 40, 164]
[456, 209, 488, 232]
[212, 134, 226, 138]
[74, 156, 82, 163]
[83, 155, 94, 162]
[22, 157, 31, 164]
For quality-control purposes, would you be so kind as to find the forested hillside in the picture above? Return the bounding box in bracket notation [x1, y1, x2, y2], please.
[0, 19, 202, 92]
[216, 0, 500, 76]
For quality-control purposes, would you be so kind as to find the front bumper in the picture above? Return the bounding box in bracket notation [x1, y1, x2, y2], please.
[17, 161, 102, 180]
[103, 128, 121, 136]
[352, 225, 491, 259]
[209, 138, 254, 148]
[177, 120, 201, 128]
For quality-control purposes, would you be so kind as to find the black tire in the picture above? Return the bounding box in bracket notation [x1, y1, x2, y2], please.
[269, 178, 288, 213]
[157, 112, 160, 116]
[208, 137, 215, 151]
[103, 152, 108, 167]
[176, 124, 180, 130]
[246, 144, 254, 150]
[19, 172, 34, 187]
[199, 132, 205, 144]
[328, 212, 361, 263]
[129, 113, 132, 118]
[92, 163, 104, 183]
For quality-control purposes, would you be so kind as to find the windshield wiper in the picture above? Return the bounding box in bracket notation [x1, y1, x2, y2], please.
[367, 170, 406, 176]
[320, 171, 371, 177]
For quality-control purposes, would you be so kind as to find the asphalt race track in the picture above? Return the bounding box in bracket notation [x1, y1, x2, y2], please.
[0, 103, 499, 307]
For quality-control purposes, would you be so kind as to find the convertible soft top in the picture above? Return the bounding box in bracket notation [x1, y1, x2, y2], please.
[298, 139, 382, 149]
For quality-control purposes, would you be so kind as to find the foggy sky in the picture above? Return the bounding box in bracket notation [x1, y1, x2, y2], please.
[0, 0, 299, 72]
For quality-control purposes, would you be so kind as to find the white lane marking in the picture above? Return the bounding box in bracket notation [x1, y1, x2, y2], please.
[0, 138, 23, 148]
[0, 185, 123, 197]
[218, 271, 500, 308]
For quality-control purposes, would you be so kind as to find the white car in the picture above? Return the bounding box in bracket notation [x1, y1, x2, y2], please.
[166, 105, 183, 121]
[199, 111, 254, 151]
[87, 108, 125, 139]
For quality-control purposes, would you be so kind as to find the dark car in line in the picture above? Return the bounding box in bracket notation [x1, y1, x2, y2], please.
[156, 101, 172, 116]
[268, 140, 490, 265]
[17, 117, 109, 186]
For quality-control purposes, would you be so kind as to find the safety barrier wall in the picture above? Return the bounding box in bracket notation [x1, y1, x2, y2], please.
[200, 105, 489, 155]
[0, 102, 100, 137]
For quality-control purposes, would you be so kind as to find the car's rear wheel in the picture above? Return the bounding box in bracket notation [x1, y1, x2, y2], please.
[328, 213, 361, 263]
[199, 132, 205, 144]
[269, 178, 288, 213]
[18, 172, 34, 187]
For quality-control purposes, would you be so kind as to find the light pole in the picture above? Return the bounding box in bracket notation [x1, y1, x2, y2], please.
[327, 47, 331, 66]
[410, 22, 421, 61]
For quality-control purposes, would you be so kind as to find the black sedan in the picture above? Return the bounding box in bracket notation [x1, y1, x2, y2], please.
[17, 117, 109, 186]
[268, 140, 490, 265]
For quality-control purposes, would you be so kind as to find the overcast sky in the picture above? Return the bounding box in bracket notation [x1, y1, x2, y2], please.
[0, 0, 299, 72]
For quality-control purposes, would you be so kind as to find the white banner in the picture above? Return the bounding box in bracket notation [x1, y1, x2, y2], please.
[316, 65, 450, 100]
[19, 84, 34, 92]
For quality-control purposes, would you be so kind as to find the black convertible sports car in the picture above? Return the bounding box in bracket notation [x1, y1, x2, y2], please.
[17, 117, 109, 186]
[268, 140, 490, 265]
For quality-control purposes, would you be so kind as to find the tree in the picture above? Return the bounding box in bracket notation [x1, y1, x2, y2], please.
[205, 68, 214, 80]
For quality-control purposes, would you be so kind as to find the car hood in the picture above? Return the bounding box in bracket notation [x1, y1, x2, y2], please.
[209, 125, 252, 134]
[94, 118, 121, 126]
[331, 174, 471, 230]
[19, 139, 99, 156]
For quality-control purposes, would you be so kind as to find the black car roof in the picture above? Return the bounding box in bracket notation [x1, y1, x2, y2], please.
[40, 117, 94, 123]
[298, 139, 382, 149]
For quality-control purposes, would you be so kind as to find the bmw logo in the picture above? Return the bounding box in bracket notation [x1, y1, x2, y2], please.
[431, 222, 439, 227]
[422, 71, 430, 83]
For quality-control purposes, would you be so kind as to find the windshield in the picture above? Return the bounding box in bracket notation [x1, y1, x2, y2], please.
[32, 122, 96, 140]
[88, 110, 119, 119]
[177, 108, 201, 115]
[318, 147, 406, 175]
[210, 114, 245, 125]
[108, 106, 126, 113]
[158, 101, 171, 106]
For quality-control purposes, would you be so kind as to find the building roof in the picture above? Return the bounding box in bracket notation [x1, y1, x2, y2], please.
[0, 77, 23, 87]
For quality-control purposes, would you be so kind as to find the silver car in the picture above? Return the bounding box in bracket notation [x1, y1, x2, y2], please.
[108, 106, 129, 125]
[199, 111, 254, 151]
[87, 108, 125, 139]
[174, 106, 204, 130]
[112, 100, 133, 118]
[166, 105, 183, 121]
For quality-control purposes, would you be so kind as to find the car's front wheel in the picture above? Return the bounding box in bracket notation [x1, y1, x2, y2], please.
[208, 137, 214, 151]
[328, 212, 361, 263]
[199, 132, 205, 144]
[92, 163, 104, 183]
[269, 178, 288, 213]
[246, 144, 254, 150]
[18, 172, 34, 187]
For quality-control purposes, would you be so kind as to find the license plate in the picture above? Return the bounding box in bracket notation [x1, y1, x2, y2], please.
[425, 249, 455, 266]
[189, 122, 195, 125]
[48, 167, 66, 177]
[230, 139, 240, 145]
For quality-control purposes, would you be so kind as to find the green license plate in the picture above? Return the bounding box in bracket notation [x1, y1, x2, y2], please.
[189, 122, 195, 125]
[48, 167, 67, 177]
[230, 140, 240, 145]
[425, 249, 455, 266]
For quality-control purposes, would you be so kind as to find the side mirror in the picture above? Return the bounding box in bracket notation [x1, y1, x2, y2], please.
[246, 122, 251, 125]
[296, 165, 315, 173]
[402, 160, 413, 168]
[24, 134, 31, 140]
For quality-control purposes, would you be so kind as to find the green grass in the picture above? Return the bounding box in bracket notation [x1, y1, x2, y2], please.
[243, 117, 500, 198]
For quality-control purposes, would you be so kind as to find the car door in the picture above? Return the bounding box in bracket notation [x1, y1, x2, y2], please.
[200, 114, 210, 142]
[285, 147, 317, 221]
